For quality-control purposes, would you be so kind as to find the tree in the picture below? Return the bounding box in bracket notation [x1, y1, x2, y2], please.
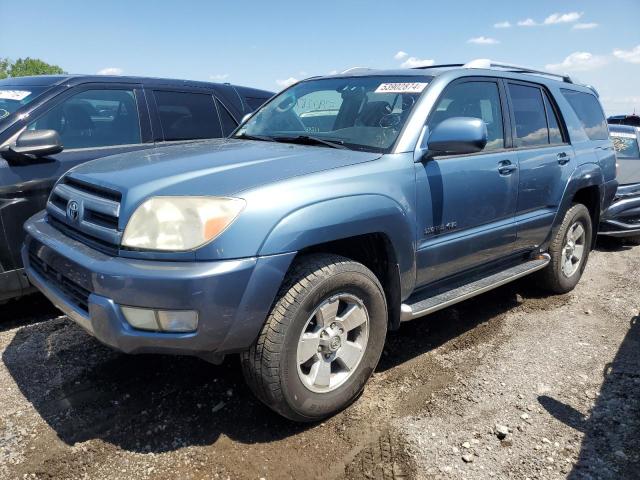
[5, 57, 65, 77]
[0, 58, 9, 79]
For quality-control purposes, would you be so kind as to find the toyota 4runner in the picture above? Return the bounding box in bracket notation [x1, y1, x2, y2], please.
[22, 60, 617, 421]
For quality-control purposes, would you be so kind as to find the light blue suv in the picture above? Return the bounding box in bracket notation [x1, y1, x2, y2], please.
[22, 60, 616, 421]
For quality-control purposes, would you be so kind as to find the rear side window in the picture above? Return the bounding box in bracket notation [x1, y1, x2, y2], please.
[215, 99, 238, 135]
[428, 81, 505, 151]
[611, 132, 640, 159]
[154, 90, 222, 141]
[508, 84, 550, 147]
[561, 89, 608, 141]
[543, 92, 564, 144]
[245, 97, 268, 111]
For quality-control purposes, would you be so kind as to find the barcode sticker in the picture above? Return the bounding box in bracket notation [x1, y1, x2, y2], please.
[0, 90, 31, 101]
[375, 83, 428, 94]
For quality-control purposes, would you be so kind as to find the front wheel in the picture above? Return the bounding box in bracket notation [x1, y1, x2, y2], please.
[536, 203, 593, 294]
[241, 254, 387, 422]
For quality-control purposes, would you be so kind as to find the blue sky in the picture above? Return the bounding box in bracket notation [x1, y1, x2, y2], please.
[1, 0, 638, 114]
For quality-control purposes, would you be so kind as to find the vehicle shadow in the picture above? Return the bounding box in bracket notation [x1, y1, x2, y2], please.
[0, 293, 59, 333]
[2, 278, 564, 454]
[538, 314, 640, 478]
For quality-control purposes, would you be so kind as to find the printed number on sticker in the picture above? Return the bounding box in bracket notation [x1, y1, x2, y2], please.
[375, 83, 428, 94]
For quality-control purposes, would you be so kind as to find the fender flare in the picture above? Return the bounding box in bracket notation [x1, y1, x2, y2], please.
[259, 194, 416, 297]
[546, 163, 604, 248]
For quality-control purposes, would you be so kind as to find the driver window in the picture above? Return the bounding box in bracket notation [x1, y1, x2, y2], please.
[428, 81, 504, 151]
[28, 89, 141, 149]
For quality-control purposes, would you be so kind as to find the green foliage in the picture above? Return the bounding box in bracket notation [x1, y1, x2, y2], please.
[0, 57, 65, 78]
[0, 58, 9, 79]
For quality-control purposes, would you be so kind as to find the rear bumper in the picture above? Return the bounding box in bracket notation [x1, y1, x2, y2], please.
[599, 190, 640, 238]
[23, 211, 295, 357]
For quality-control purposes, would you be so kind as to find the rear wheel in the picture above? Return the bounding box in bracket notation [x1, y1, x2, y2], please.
[536, 203, 592, 294]
[241, 254, 387, 422]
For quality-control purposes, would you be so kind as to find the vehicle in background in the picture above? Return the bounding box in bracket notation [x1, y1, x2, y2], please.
[608, 114, 640, 128]
[599, 125, 640, 244]
[23, 60, 616, 421]
[0, 75, 272, 302]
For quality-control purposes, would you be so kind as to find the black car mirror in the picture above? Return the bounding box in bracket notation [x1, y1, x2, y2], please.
[10, 129, 64, 158]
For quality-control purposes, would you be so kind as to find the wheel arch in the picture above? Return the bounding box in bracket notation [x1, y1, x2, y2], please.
[546, 164, 604, 251]
[259, 195, 417, 329]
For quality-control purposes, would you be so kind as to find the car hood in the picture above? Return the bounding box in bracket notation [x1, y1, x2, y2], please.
[66, 138, 381, 206]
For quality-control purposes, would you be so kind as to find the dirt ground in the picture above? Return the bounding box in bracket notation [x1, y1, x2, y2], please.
[1, 241, 638, 480]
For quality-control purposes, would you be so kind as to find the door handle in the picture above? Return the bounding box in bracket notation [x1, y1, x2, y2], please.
[498, 160, 517, 175]
[557, 152, 570, 165]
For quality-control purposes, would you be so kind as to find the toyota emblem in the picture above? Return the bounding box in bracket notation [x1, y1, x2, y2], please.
[66, 200, 80, 222]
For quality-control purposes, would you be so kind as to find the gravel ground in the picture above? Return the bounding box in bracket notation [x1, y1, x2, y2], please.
[0, 242, 638, 480]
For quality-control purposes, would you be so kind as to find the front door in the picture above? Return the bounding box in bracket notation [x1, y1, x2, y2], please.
[415, 79, 519, 287]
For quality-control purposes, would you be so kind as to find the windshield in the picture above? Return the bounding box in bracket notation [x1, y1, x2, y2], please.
[612, 132, 640, 159]
[0, 86, 48, 120]
[234, 76, 429, 153]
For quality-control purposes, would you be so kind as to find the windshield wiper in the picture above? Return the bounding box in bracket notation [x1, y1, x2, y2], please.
[234, 133, 277, 142]
[273, 135, 349, 150]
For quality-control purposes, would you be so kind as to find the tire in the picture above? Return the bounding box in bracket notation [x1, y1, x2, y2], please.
[536, 203, 592, 294]
[241, 253, 388, 422]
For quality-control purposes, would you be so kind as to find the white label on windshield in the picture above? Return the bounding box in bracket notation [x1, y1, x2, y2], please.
[0, 90, 31, 101]
[611, 132, 636, 139]
[375, 82, 428, 94]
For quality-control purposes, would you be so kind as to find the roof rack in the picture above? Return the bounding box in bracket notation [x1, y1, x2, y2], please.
[412, 59, 573, 84]
[463, 59, 573, 83]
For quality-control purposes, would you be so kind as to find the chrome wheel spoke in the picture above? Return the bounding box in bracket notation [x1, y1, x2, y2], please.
[573, 244, 585, 261]
[572, 224, 585, 241]
[339, 304, 367, 332]
[297, 333, 320, 364]
[316, 299, 339, 327]
[310, 359, 332, 387]
[336, 341, 363, 371]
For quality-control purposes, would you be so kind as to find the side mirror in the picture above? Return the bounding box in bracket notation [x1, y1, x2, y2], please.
[11, 129, 63, 157]
[241, 113, 252, 124]
[423, 117, 487, 157]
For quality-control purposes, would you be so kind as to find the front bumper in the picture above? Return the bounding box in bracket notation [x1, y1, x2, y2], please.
[599, 186, 640, 238]
[23, 211, 295, 357]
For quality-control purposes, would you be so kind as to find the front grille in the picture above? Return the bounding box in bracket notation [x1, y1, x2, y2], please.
[47, 177, 122, 251]
[29, 250, 91, 312]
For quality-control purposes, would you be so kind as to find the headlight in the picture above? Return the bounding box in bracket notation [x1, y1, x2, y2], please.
[122, 196, 245, 251]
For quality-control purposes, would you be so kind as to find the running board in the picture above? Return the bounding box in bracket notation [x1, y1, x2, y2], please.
[400, 254, 551, 322]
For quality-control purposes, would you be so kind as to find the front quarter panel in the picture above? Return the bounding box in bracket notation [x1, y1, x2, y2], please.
[196, 153, 418, 297]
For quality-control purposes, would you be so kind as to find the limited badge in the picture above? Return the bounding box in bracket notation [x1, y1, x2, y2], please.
[375, 83, 428, 94]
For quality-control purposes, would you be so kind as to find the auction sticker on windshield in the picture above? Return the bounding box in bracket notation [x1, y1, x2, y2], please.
[0, 90, 32, 101]
[375, 83, 428, 94]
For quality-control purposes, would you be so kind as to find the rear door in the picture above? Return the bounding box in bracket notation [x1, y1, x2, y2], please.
[148, 89, 224, 143]
[506, 81, 575, 250]
[0, 83, 152, 273]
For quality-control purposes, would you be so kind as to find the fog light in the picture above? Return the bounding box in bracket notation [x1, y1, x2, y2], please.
[121, 306, 158, 331]
[121, 306, 198, 333]
[157, 310, 198, 332]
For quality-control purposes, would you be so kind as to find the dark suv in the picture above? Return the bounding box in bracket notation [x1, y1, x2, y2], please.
[23, 61, 616, 421]
[0, 75, 272, 301]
